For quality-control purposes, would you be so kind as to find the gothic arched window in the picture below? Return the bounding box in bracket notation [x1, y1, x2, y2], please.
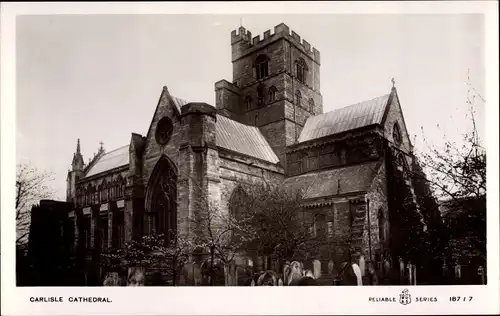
[145, 156, 178, 246]
[315, 213, 326, 237]
[97, 184, 102, 203]
[257, 84, 265, 106]
[106, 181, 111, 201]
[295, 58, 308, 83]
[268, 86, 277, 103]
[117, 175, 124, 198]
[295, 90, 302, 107]
[101, 180, 108, 202]
[393, 123, 402, 145]
[253, 54, 269, 80]
[308, 98, 315, 113]
[245, 95, 252, 111]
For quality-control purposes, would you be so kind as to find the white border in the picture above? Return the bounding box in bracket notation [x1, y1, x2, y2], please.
[1, 2, 498, 315]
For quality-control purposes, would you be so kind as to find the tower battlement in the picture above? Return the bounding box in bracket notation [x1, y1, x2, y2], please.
[231, 23, 320, 64]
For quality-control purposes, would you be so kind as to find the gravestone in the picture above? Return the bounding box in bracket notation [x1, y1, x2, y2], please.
[103, 272, 121, 286]
[312, 260, 321, 279]
[127, 267, 145, 286]
[359, 256, 366, 277]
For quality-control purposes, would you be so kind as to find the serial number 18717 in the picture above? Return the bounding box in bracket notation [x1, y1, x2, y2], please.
[449, 296, 473, 302]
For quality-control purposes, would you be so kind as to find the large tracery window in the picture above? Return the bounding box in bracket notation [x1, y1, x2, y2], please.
[229, 185, 248, 244]
[145, 157, 178, 246]
[253, 55, 269, 80]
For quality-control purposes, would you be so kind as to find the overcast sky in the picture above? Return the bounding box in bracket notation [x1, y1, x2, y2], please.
[16, 14, 485, 200]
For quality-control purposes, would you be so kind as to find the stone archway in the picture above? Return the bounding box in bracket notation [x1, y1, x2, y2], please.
[145, 156, 178, 246]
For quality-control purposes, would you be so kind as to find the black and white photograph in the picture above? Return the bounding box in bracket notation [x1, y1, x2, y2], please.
[1, 2, 498, 315]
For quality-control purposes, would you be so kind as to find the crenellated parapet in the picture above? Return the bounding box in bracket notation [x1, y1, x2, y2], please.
[231, 23, 320, 64]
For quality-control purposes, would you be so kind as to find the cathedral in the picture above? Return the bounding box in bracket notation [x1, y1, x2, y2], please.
[66, 23, 427, 285]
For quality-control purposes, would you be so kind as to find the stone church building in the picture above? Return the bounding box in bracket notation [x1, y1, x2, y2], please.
[66, 23, 427, 285]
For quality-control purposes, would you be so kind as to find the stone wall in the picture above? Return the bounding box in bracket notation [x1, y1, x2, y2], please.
[286, 132, 384, 176]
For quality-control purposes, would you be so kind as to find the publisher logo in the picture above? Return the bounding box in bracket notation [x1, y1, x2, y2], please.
[399, 289, 412, 306]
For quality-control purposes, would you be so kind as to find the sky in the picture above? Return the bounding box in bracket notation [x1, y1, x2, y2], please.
[16, 14, 485, 201]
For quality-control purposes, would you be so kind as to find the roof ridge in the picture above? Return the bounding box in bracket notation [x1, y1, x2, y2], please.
[101, 144, 129, 156]
[312, 109, 387, 127]
[318, 93, 390, 117]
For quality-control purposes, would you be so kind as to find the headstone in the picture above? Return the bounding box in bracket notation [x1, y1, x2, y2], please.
[351, 263, 363, 286]
[477, 266, 485, 285]
[407, 263, 413, 285]
[328, 260, 335, 276]
[103, 272, 121, 286]
[399, 258, 405, 282]
[312, 260, 321, 279]
[127, 267, 145, 286]
[413, 265, 417, 285]
[193, 262, 202, 286]
[359, 256, 366, 277]
[454, 263, 462, 280]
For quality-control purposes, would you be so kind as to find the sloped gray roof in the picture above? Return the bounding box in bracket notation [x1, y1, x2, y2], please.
[298, 94, 390, 142]
[216, 114, 279, 164]
[283, 161, 383, 199]
[85, 145, 129, 177]
[171, 95, 188, 113]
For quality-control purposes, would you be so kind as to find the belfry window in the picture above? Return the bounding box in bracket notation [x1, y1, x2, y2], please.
[253, 55, 269, 80]
[245, 95, 252, 111]
[295, 58, 308, 83]
[268, 86, 277, 103]
[257, 84, 265, 106]
[308, 98, 315, 113]
[295, 90, 302, 107]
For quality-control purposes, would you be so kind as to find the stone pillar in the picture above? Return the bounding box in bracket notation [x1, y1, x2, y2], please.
[107, 205, 114, 249]
[90, 206, 99, 250]
[72, 210, 79, 250]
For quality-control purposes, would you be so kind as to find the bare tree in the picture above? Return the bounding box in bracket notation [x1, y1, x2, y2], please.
[16, 164, 54, 246]
[415, 70, 486, 268]
[189, 196, 252, 286]
[230, 183, 351, 270]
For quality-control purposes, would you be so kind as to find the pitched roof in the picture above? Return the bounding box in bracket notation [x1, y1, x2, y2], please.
[216, 114, 279, 164]
[171, 95, 188, 113]
[298, 94, 390, 142]
[84, 145, 129, 178]
[283, 161, 383, 199]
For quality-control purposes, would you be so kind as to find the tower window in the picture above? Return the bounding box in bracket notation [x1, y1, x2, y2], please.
[257, 84, 265, 106]
[253, 55, 269, 80]
[308, 98, 315, 113]
[295, 58, 308, 83]
[268, 86, 277, 103]
[295, 90, 302, 107]
[245, 95, 252, 111]
[393, 123, 402, 145]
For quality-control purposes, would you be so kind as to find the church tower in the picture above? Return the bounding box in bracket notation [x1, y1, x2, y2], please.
[66, 139, 85, 203]
[215, 23, 323, 164]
